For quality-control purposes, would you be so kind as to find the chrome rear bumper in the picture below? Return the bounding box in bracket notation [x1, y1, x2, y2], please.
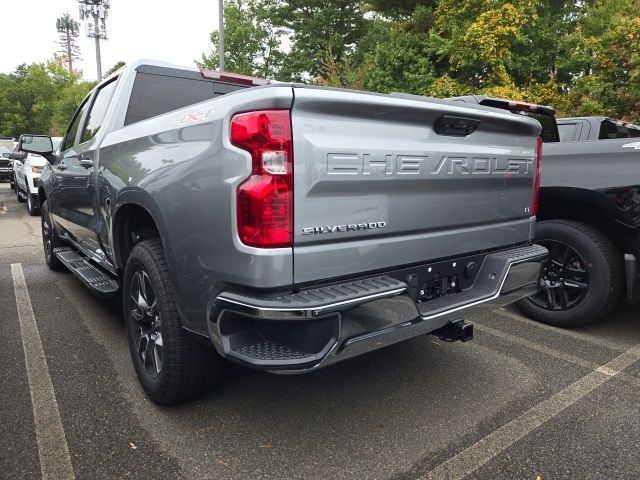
[208, 244, 548, 373]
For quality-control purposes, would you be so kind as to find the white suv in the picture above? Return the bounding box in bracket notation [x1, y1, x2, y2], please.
[14, 137, 62, 215]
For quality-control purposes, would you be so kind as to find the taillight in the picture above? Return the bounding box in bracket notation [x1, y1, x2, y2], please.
[531, 136, 543, 216]
[231, 110, 293, 248]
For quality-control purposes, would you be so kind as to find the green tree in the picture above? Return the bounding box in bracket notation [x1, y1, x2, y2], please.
[104, 61, 126, 78]
[277, 0, 368, 81]
[199, 0, 286, 77]
[0, 63, 59, 137]
[359, 15, 435, 94]
[0, 60, 94, 138]
[564, 0, 640, 119]
[195, 0, 640, 121]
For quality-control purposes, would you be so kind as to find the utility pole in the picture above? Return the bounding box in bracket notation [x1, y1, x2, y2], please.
[218, 0, 225, 71]
[55, 13, 81, 74]
[79, 0, 110, 80]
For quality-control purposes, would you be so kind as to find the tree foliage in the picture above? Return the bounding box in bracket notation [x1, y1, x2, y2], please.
[201, 0, 640, 120]
[0, 60, 94, 138]
[104, 61, 126, 78]
[199, 0, 286, 78]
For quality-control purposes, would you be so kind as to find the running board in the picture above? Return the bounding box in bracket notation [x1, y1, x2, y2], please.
[53, 247, 119, 296]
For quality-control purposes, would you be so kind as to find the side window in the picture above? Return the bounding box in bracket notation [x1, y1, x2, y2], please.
[124, 73, 216, 126]
[557, 123, 577, 142]
[81, 78, 119, 144]
[62, 99, 91, 152]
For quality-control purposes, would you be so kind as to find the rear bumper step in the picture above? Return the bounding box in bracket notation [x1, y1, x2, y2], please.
[54, 247, 119, 296]
[209, 243, 548, 372]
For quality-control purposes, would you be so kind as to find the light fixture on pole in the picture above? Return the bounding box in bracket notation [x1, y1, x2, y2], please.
[79, 0, 110, 80]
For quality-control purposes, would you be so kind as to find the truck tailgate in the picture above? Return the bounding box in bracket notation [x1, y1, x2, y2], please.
[291, 88, 541, 284]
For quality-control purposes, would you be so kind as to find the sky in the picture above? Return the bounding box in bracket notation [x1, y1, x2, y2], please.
[0, 0, 220, 80]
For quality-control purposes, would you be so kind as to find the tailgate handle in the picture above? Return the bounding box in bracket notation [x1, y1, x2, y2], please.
[435, 115, 481, 137]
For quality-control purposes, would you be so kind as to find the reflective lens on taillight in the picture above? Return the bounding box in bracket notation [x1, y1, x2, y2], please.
[231, 110, 293, 248]
[532, 136, 542, 216]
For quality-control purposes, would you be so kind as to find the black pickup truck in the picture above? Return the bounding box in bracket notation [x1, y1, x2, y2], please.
[449, 96, 640, 327]
[557, 117, 640, 142]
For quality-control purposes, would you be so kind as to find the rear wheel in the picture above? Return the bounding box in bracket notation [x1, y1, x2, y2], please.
[16, 182, 25, 202]
[41, 200, 64, 271]
[26, 183, 40, 216]
[123, 238, 224, 405]
[517, 219, 623, 327]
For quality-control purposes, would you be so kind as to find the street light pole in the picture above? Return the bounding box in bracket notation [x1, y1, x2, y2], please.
[93, 9, 102, 80]
[218, 0, 224, 71]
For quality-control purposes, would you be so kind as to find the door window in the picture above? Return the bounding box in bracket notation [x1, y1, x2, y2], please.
[62, 99, 90, 152]
[81, 78, 119, 144]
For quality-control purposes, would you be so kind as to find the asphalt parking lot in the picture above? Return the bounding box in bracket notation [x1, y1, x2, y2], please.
[1, 180, 639, 480]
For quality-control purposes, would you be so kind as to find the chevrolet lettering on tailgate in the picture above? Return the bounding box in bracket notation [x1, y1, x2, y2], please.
[327, 153, 533, 176]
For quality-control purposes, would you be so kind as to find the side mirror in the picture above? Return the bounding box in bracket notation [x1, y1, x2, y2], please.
[19, 134, 53, 156]
[9, 152, 27, 161]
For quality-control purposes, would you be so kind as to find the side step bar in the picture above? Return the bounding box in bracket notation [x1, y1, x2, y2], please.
[53, 247, 119, 296]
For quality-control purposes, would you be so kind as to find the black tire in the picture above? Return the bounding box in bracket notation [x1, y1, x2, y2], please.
[9, 174, 15, 190]
[16, 182, 25, 202]
[123, 238, 224, 405]
[517, 219, 623, 327]
[26, 185, 40, 216]
[41, 200, 65, 271]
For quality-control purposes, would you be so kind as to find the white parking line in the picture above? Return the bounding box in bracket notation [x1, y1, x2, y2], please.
[420, 341, 640, 480]
[475, 323, 640, 389]
[495, 308, 625, 352]
[11, 263, 75, 480]
[475, 323, 596, 370]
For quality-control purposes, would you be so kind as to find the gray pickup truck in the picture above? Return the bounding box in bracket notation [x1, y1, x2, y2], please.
[448, 96, 640, 327]
[16, 60, 546, 405]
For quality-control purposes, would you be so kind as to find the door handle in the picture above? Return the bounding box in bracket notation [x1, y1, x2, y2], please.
[80, 158, 94, 168]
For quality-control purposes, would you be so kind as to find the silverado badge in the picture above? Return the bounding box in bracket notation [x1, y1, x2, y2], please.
[302, 222, 387, 235]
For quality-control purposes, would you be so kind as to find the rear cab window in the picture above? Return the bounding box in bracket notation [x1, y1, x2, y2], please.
[513, 111, 560, 143]
[599, 120, 640, 139]
[473, 97, 560, 143]
[558, 123, 578, 142]
[124, 66, 247, 126]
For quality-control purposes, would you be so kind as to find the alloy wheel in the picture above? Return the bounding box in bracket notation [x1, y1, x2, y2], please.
[528, 239, 590, 311]
[130, 270, 163, 378]
[41, 213, 53, 260]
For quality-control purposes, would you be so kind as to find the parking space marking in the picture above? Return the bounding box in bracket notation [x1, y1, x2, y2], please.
[495, 308, 625, 352]
[11, 263, 75, 480]
[420, 341, 640, 480]
[475, 323, 640, 389]
[475, 323, 596, 369]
